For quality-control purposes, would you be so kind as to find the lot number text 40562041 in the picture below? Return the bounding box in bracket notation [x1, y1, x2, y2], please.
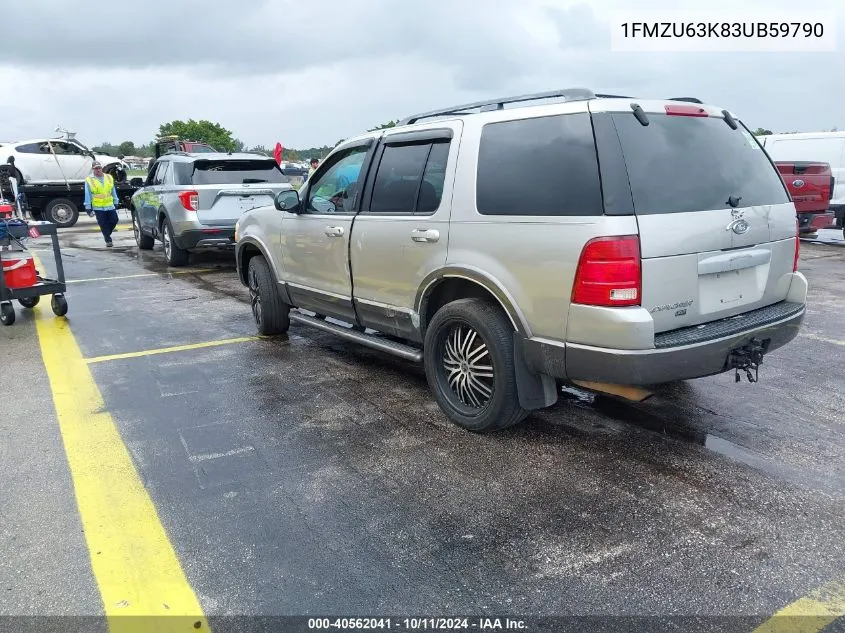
[307, 618, 528, 630]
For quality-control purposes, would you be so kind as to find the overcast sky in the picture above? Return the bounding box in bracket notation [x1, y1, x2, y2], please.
[0, 0, 842, 150]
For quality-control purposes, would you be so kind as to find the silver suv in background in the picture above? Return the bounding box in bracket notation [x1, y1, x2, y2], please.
[236, 88, 807, 433]
[131, 153, 292, 266]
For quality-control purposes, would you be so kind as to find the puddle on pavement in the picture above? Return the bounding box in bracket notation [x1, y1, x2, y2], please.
[560, 385, 842, 495]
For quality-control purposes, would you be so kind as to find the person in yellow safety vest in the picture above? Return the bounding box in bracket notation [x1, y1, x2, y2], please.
[84, 160, 120, 247]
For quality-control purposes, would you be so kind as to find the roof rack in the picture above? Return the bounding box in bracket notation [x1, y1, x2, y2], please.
[398, 88, 597, 125]
[397, 90, 706, 125]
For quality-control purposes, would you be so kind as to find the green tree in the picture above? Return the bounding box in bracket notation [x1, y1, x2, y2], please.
[368, 120, 398, 131]
[753, 127, 773, 136]
[157, 119, 238, 152]
[118, 141, 136, 156]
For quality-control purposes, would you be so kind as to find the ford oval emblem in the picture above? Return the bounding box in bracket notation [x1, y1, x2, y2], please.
[732, 219, 750, 235]
[792, 179, 805, 188]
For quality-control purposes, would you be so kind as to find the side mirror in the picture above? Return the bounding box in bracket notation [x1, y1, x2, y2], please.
[130, 177, 144, 187]
[275, 189, 301, 213]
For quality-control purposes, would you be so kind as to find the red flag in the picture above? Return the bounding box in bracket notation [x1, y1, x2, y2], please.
[273, 142, 283, 165]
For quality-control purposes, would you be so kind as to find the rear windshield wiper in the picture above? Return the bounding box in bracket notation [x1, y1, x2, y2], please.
[243, 178, 267, 183]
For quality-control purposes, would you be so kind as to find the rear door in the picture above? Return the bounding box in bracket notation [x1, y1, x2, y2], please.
[596, 101, 796, 334]
[350, 124, 460, 340]
[182, 158, 291, 226]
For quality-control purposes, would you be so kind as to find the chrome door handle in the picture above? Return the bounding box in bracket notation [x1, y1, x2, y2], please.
[411, 228, 439, 243]
[324, 226, 344, 237]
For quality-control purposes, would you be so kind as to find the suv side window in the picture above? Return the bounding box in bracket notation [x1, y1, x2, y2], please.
[475, 113, 603, 217]
[305, 146, 369, 214]
[145, 161, 161, 186]
[368, 140, 450, 214]
[154, 161, 170, 185]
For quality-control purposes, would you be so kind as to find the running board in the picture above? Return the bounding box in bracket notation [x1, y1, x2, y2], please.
[289, 311, 423, 362]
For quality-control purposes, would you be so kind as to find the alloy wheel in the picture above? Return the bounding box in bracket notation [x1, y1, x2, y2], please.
[442, 324, 494, 409]
[248, 266, 262, 327]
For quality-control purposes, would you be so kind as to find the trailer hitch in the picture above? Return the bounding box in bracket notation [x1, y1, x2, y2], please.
[728, 338, 769, 383]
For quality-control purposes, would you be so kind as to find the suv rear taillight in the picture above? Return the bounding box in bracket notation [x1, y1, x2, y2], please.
[572, 235, 641, 307]
[178, 190, 199, 211]
[794, 221, 800, 272]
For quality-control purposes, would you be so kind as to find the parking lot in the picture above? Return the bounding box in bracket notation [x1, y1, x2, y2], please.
[1, 216, 844, 632]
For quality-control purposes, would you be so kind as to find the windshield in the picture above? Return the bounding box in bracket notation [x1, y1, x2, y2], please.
[185, 159, 290, 185]
[186, 144, 217, 153]
[611, 113, 790, 214]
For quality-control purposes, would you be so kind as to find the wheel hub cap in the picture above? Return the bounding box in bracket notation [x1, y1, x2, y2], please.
[443, 324, 494, 408]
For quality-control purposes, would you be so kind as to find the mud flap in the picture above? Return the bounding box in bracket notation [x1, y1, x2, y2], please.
[514, 334, 558, 410]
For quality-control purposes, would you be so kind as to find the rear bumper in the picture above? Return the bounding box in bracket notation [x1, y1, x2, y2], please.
[175, 228, 235, 250]
[798, 211, 835, 233]
[524, 299, 806, 386]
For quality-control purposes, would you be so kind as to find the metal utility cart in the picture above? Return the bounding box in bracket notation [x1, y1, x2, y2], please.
[1, 165, 68, 326]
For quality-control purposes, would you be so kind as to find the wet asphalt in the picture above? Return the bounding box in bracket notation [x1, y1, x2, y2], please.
[1, 216, 843, 630]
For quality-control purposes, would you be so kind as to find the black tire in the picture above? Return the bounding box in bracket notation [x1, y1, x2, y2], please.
[0, 302, 15, 326]
[51, 294, 68, 317]
[18, 296, 40, 309]
[423, 298, 528, 433]
[45, 198, 79, 228]
[247, 255, 290, 335]
[161, 216, 189, 267]
[132, 211, 154, 250]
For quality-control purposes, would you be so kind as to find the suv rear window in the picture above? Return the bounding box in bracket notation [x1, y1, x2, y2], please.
[611, 114, 790, 214]
[476, 113, 603, 217]
[178, 160, 289, 185]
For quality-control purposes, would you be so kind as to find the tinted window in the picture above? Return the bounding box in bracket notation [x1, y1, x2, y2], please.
[369, 141, 450, 214]
[611, 114, 790, 214]
[188, 160, 289, 185]
[153, 162, 169, 185]
[371, 144, 429, 213]
[16, 143, 47, 154]
[476, 113, 603, 216]
[419, 142, 449, 213]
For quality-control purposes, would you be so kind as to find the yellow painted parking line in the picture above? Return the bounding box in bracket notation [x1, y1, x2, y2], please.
[751, 577, 845, 633]
[66, 269, 219, 284]
[31, 260, 210, 631]
[86, 336, 261, 364]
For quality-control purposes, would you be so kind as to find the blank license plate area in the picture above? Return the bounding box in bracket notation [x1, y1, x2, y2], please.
[237, 196, 259, 213]
[698, 267, 763, 314]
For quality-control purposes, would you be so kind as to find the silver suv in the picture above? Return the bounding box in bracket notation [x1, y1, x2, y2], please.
[131, 152, 292, 266]
[235, 88, 808, 432]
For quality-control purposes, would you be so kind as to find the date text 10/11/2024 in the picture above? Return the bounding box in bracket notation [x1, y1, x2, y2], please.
[307, 618, 528, 630]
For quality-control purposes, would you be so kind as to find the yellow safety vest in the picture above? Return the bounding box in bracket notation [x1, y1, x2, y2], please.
[86, 174, 115, 209]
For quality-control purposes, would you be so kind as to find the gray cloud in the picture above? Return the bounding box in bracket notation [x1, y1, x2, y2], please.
[0, 0, 842, 148]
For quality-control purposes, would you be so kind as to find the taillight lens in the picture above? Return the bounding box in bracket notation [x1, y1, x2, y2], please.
[793, 221, 800, 272]
[178, 191, 199, 211]
[572, 235, 641, 307]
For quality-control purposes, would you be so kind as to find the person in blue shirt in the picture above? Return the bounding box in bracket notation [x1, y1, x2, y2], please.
[83, 161, 120, 247]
